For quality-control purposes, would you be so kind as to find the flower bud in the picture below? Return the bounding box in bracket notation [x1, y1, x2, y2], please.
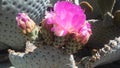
[16, 13, 36, 34]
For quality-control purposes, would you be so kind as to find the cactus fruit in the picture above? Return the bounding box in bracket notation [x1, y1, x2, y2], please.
[53, 34, 83, 54]
[40, 20, 54, 45]
[79, 37, 120, 68]
[53, 36, 66, 48]
[9, 41, 78, 68]
[0, 0, 50, 50]
[65, 37, 83, 54]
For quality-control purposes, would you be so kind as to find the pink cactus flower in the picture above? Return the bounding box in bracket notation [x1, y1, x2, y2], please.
[45, 1, 92, 44]
[16, 13, 36, 34]
[74, 21, 92, 44]
[59, 0, 72, 2]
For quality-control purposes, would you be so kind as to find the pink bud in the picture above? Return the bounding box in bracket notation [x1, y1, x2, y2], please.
[16, 13, 36, 34]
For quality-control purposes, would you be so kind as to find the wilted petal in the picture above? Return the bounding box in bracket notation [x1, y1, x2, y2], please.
[77, 21, 92, 44]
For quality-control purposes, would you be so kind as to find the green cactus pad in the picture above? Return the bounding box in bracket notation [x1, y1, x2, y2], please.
[113, 10, 120, 27]
[87, 19, 120, 47]
[96, 0, 116, 15]
[53, 36, 66, 48]
[26, 26, 40, 41]
[77, 0, 101, 19]
[64, 35, 83, 54]
[0, 0, 50, 50]
[78, 37, 120, 68]
[9, 41, 77, 68]
[40, 27, 54, 45]
[80, 1, 93, 17]
[39, 26, 83, 54]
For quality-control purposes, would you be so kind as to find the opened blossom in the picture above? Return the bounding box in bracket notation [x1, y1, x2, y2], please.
[45, 1, 92, 44]
[16, 13, 36, 34]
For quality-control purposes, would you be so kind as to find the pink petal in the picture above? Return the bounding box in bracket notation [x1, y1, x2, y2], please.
[51, 24, 68, 36]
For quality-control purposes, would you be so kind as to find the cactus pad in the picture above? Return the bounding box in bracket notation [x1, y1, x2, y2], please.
[0, 0, 50, 50]
[9, 41, 77, 68]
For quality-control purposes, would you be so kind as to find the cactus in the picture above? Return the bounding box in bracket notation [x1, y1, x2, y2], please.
[9, 41, 77, 68]
[8, 1, 92, 67]
[40, 20, 54, 45]
[113, 10, 120, 27]
[74, 0, 116, 19]
[87, 12, 120, 47]
[78, 37, 120, 68]
[79, 1, 93, 17]
[75, 0, 101, 19]
[113, 0, 120, 13]
[96, 0, 116, 16]
[1, 0, 120, 68]
[0, 0, 50, 50]
[0, 42, 8, 50]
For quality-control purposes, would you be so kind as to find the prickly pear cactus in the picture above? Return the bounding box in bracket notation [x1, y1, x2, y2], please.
[77, 0, 116, 19]
[79, 37, 120, 68]
[113, 0, 120, 13]
[76, 0, 101, 19]
[96, 0, 115, 15]
[0, 42, 8, 50]
[0, 0, 50, 50]
[79, 1, 93, 17]
[9, 41, 77, 68]
[113, 10, 120, 27]
[87, 12, 120, 46]
[2, 0, 120, 68]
